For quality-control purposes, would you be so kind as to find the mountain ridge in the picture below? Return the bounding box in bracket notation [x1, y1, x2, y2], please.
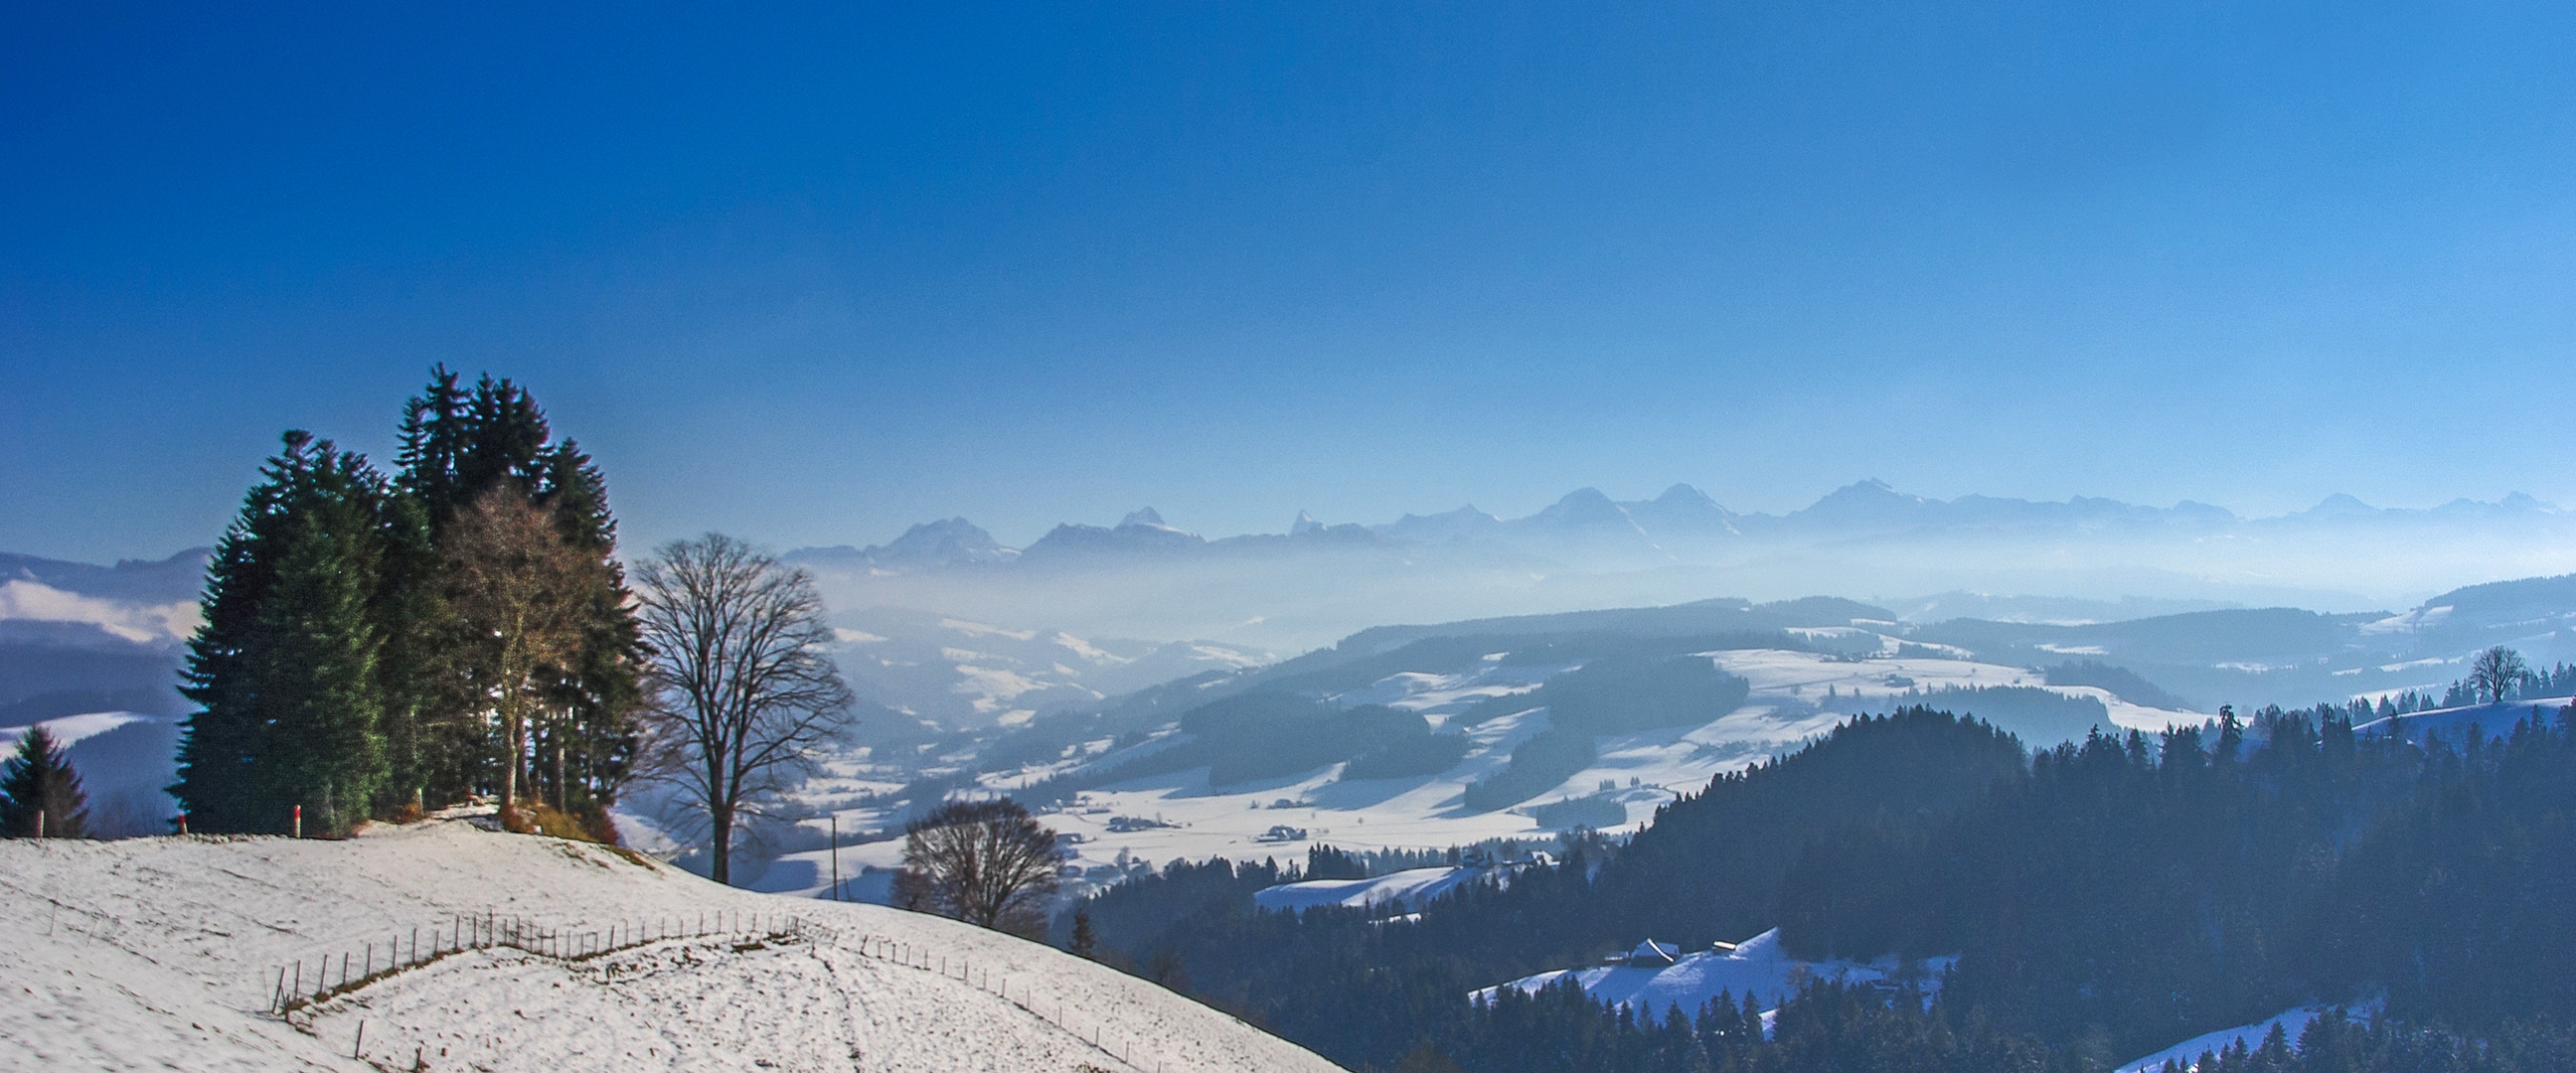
[785, 480, 2572, 575]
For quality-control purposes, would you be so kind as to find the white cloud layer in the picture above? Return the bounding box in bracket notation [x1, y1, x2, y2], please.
[0, 580, 200, 644]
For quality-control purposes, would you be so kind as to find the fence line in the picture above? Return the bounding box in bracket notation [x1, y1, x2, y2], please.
[848, 931, 1179, 1073]
[268, 913, 1186, 1073]
[267, 907, 805, 1014]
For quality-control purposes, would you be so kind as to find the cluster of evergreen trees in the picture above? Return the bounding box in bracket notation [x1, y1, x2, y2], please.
[1071, 700, 2576, 1073]
[171, 370, 644, 837]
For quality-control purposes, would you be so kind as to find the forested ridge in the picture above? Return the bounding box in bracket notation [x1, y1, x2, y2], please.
[1073, 702, 2576, 1073]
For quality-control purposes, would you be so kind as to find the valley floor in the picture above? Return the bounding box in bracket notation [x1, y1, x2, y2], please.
[762, 647, 2198, 896]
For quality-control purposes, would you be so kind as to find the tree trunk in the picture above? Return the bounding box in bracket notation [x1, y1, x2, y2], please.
[500, 704, 522, 828]
[710, 798, 732, 885]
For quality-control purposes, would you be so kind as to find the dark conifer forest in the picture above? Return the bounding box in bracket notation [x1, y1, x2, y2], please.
[1072, 703, 2576, 1073]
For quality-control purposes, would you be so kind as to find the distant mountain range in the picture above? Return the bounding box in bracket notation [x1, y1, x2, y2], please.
[786, 481, 2576, 652]
[789, 480, 2575, 577]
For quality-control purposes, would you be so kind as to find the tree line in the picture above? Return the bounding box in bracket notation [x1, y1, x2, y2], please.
[34, 364, 1077, 919]
[2376, 645, 2570, 715]
[1070, 696, 2576, 1073]
[160, 370, 858, 888]
[172, 370, 644, 837]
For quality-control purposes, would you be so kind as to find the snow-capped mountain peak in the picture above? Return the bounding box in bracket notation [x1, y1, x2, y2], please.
[1119, 507, 1178, 532]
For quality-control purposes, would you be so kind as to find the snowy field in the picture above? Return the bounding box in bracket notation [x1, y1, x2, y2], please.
[0, 816, 1338, 1073]
[1470, 929, 1953, 1021]
[769, 647, 2199, 893]
[0, 710, 148, 747]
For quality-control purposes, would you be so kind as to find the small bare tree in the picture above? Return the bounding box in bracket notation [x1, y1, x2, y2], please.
[443, 486, 592, 828]
[897, 798, 1065, 939]
[635, 534, 851, 885]
[2470, 646, 2528, 704]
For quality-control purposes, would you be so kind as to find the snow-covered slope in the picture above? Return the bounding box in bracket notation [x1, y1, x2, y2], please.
[829, 607, 1273, 739]
[2114, 1005, 2334, 1073]
[1469, 929, 1950, 1020]
[856, 648, 2196, 886]
[1252, 866, 1488, 914]
[0, 818, 1337, 1072]
[2352, 695, 2573, 744]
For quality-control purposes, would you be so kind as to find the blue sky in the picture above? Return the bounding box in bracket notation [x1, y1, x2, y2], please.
[7, 2, 2576, 561]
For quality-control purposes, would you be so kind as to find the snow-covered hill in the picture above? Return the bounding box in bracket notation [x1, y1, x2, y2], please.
[826, 607, 1272, 742]
[2113, 1005, 2335, 1073]
[1471, 929, 1951, 1021]
[0, 817, 1338, 1072]
[775, 646, 2197, 899]
[1252, 865, 1495, 914]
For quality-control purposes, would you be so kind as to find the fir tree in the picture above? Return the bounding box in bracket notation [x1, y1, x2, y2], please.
[390, 369, 645, 821]
[0, 726, 89, 838]
[1070, 907, 1098, 958]
[173, 432, 394, 835]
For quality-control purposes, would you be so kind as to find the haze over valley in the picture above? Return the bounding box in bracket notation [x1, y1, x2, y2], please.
[16, 4, 2576, 1071]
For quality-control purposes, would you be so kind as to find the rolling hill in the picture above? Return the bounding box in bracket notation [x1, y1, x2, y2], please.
[0, 814, 1338, 1073]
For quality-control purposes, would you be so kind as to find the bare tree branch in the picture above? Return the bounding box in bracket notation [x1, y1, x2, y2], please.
[442, 485, 591, 829]
[634, 533, 853, 884]
[899, 798, 1065, 939]
[2471, 646, 2529, 705]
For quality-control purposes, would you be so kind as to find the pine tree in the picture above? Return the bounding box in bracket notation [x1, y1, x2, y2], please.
[173, 432, 394, 835]
[0, 726, 89, 838]
[1070, 908, 1098, 958]
[2253, 1021, 2293, 1070]
[527, 437, 644, 824]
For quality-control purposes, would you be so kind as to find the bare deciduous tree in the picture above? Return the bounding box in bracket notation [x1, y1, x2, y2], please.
[2471, 646, 2528, 704]
[897, 798, 1065, 939]
[443, 485, 592, 828]
[635, 534, 852, 884]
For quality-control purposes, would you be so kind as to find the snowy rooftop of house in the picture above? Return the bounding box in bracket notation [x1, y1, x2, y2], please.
[1624, 939, 1680, 965]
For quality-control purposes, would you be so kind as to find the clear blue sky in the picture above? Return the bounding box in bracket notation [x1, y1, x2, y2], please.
[7, 2, 2575, 561]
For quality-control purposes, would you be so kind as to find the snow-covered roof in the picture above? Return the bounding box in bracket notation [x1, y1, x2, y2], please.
[1624, 939, 1680, 965]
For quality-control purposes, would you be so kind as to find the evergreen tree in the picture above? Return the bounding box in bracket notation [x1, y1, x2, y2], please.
[390, 368, 644, 822]
[0, 726, 89, 838]
[1070, 908, 1099, 958]
[173, 432, 394, 835]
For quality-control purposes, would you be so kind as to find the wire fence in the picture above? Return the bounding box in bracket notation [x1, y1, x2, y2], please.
[267, 912, 1190, 1072]
[267, 908, 806, 1014]
[848, 931, 1182, 1073]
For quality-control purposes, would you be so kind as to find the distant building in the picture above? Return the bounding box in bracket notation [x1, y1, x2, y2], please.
[1615, 939, 1681, 967]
